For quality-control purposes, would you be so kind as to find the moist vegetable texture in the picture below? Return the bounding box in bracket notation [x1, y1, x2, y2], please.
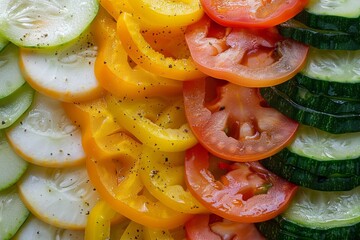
[0, 0, 359, 240]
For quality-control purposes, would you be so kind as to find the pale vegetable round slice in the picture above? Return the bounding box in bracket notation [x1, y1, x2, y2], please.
[13, 215, 84, 240]
[19, 31, 103, 102]
[0, 33, 8, 51]
[18, 164, 100, 230]
[6, 93, 86, 167]
[0, 0, 99, 48]
[0, 130, 27, 191]
[0, 44, 25, 99]
[0, 83, 34, 129]
[0, 186, 30, 240]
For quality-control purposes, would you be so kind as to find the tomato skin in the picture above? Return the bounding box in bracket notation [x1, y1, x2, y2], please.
[200, 0, 308, 28]
[185, 16, 309, 87]
[185, 144, 298, 223]
[183, 77, 299, 162]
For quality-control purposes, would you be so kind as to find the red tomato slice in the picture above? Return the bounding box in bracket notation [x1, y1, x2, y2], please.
[183, 78, 299, 162]
[185, 16, 309, 87]
[184, 144, 298, 223]
[185, 214, 265, 240]
[200, 0, 308, 28]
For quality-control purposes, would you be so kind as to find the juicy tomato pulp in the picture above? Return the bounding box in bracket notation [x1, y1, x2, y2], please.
[185, 144, 298, 223]
[185, 16, 309, 87]
[183, 77, 299, 162]
[201, 0, 308, 28]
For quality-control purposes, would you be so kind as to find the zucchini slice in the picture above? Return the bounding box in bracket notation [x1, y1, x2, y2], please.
[257, 186, 360, 240]
[278, 19, 360, 50]
[296, 47, 360, 100]
[0, 44, 25, 99]
[260, 87, 360, 134]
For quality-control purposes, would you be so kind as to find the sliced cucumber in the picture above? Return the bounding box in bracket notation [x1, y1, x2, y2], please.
[0, 186, 30, 240]
[0, 0, 99, 48]
[0, 44, 25, 99]
[13, 215, 84, 240]
[0, 83, 34, 129]
[0, 130, 27, 191]
[6, 92, 86, 167]
[0, 34, 8, 52]
[17, 164, 100, 230]
[305, 0, 360, 19]
[296, 47, 360, 100]
[260, 87, 360, 134]
[256, 186, 360, 240]
[278, 19, 360, 50]
[274, 80, 360, 115]
[19, 30, 102, 102]
[261, 154, 360, 191]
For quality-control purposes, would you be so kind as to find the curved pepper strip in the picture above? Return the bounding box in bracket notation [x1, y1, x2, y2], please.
[92, 9, 182, 98]
[116, 12, 206, 80]
[139, 146, 208, 214]
[107, 94, 198, 152]
[62, 95, 136, 161]
[128, 0, 204, 27]
[99, 0, 133, 20]
[84, 200, 126, 240]
[86, 142, 193, 229]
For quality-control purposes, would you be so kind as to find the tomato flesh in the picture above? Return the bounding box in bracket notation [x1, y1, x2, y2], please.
[185, 144, 298, 223]
[183, 77, 299, 162]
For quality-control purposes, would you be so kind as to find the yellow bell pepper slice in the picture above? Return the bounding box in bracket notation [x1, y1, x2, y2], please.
[107, 94, 197, 152]
[116, 12, 205, 80]
[128, 0, 204, 27]
[140, 146, 208, 214]
[92, 9, 182, 98]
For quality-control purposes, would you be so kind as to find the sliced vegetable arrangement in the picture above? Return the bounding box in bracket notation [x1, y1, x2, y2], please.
[0, 0, 359, 240]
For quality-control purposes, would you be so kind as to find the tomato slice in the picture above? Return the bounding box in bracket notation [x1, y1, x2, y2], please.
[185, 214, 265, 240]
[183, 78, 299, 162]
[184, 144, 298, 223]
[200, 0, 308, 28]
[185, 16, 309, 87]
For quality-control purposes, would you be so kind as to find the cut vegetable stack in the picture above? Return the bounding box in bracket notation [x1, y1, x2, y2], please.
[258, 1, 360, 239]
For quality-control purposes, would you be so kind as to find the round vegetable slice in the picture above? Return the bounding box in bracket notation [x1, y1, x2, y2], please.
[0, 130, 27, 191]
[185, 144, 298, 223]
[0, 44, 25, 99]
[200, 0, 308, 28]
[0, 0, 99, 47]
[6, 93, 86, 167]
[18, 164, 100, 230]
[0, 186, 29, 240]
[185, 16, 309, 87]
[19, 30, 103, 102]
[0, 33, 8, 51]
[183, 78, 299, 162]
[13, 215, 84, 240]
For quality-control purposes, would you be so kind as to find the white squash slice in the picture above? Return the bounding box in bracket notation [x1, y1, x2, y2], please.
[18, 164, 100, 230]
[6, 93, 86, 167]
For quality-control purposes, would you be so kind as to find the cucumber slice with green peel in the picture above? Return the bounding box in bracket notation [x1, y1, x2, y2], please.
[274, 80, 360, 115]
[0, 0, 99, 48]
[0, 44, 26, 99]
[19, 30, 102, 103]
[0, 130, 27, 191]
[278, 19, 360, 50]
[0, 186, 30, 240]
[17, 164, 100, 230]
[261, 154, 360, 191]
[0, 34, 8, 52]
[13, 215, 84, 240]
[305, 0, 360, 19]
[0, 83, 34, 129]
[296, 47, 360, 100]
[6, 92, 86, 167]
[260, 87, 360, 134]
[256, 186, 360, 240]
